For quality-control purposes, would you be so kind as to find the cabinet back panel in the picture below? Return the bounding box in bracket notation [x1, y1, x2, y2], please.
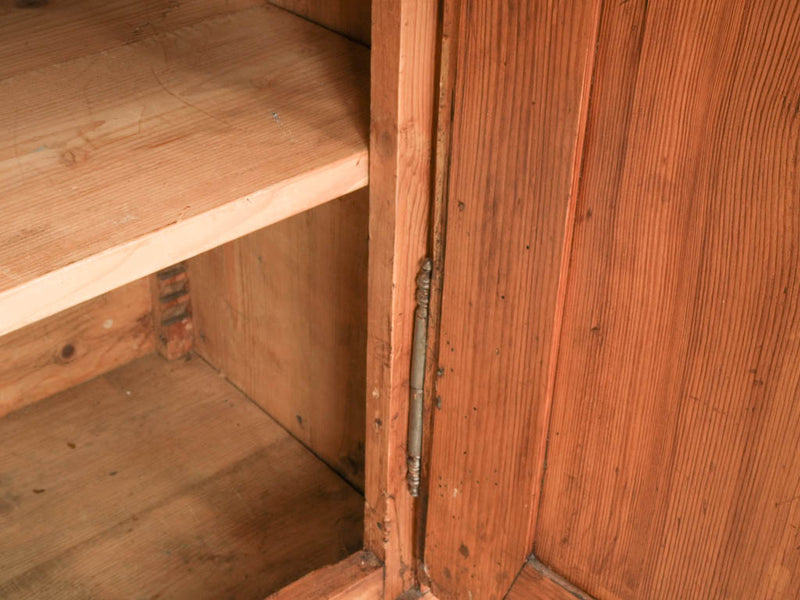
[0, 279, 154, 418]
[537, 1, 800, 599]
[268, 0, 370, 45]
[187, 190, 368, 491]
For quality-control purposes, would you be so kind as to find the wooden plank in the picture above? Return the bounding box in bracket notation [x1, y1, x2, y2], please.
[507, 560, 595, 600]
[366, 0, 438, 597]
[188, 190, 369, 490]
[507, 568, 575, 600]
[0, 3, 369, 335]
[0, 354, 363, 599]
[0, 278, 153, 418]
[536, 2, 800, 600]
[422, 2, 600, 599]
[0, 0, 263, 79]
[186, 0, 370, 486]
[268, 0, 370, 45]
[266, 552, 382, 600]
[416, 0, 463, 583]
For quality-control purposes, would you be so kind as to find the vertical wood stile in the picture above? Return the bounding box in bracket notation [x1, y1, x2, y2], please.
[366, 0, 439, 596]
[416, 0, 462, 585]
[422, 1, 600, 598]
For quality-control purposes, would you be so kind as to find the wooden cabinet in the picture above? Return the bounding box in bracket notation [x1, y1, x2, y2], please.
[2, 1, 799, 599]
[422, 1, 800, 599]
[0, 1, 424, 598]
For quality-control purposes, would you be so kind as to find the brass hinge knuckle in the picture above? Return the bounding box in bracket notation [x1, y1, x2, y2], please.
[407, 257, 432, 497]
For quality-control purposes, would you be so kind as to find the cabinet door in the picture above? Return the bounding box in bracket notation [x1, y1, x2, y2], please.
[423, 1, 599, 598]
[425, 1, 800, 599]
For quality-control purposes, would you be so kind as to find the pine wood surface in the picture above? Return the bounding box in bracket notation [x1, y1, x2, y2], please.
[0, 2, 368, 335]
[416, 0, 462, 582]
[189, 190, 369, 490]
[265, 552, 382, 600]
[422, 2, 600, 598]
[268, 0, 370, 45]
[0, 354, 363, 599]
[536, 2, 800, 599]
[366, 1, 439, 596]
[0, 278, 153, 418]
[0, 0, 263, 79]
[506, 561, 595, 600]
[506, 567, 578, 600]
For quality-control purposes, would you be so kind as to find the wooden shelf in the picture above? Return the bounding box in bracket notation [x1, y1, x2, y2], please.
[0, 2, 369, 336]
[0, 354, 364, 598]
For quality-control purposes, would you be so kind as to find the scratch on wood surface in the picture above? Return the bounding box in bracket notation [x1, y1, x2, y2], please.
[150, 66, 233, 128]
[271, 111, 297, 142]
[115, 214, 141, 225]
[0, 266, 23, 283]
[176, 204, 192, 222]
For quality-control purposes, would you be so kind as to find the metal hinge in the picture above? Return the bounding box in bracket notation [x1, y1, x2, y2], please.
[407, 258, 432, 497]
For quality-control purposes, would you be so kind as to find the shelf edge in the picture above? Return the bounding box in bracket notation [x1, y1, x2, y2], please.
[0, 151, 368, 337]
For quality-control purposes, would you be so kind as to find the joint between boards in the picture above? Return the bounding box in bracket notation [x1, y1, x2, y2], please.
[150, 263, 194, 360]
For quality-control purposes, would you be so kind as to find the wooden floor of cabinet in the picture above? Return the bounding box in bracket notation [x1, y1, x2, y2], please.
[0, 354, 363, 599]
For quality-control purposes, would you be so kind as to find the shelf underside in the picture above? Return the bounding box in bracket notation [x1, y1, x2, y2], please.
[0, 354, 364, 599]
[0, 1, 369, 335]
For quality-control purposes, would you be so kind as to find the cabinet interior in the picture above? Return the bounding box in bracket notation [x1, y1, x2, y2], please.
[0, 1, 372, 598]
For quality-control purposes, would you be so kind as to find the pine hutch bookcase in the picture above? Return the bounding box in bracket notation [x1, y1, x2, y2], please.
[1, 1, 798, 599]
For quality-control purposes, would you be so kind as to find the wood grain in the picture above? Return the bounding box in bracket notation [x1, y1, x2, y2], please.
[0, 0, 263, 79]
[536, 2, 800, 600]
[268, 0, 370, 45]
[416, 0, 463, 583]
[188, 190, 369, 490]
[507, 561, 594, 600]
[0, 3, 368, 335]
[366, 0, 438, 596]
[266, 552, 382, 600]
[422, 2, 600, 599]
[0, 279, 153, 418]
[0, 354, 363, 599]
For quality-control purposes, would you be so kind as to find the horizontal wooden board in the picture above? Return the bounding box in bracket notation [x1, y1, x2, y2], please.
[266, 552, 382, 600]
[0, 3, 369, 335]
[0, 354, 363, 599]
[507, 561, 595, 600]
[0, 0, 263, 79]
[0, 278, 153, 418]
[189, 190, 369, 490]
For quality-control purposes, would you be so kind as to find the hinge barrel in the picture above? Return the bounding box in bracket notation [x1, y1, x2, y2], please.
[407, 258, 432, 497]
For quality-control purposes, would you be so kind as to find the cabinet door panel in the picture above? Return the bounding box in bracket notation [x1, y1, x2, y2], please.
[424, 2, 600, 598]
[537, 2, 800, 599]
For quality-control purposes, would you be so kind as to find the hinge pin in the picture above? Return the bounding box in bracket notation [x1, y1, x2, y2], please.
[407, 258, 432, 497]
